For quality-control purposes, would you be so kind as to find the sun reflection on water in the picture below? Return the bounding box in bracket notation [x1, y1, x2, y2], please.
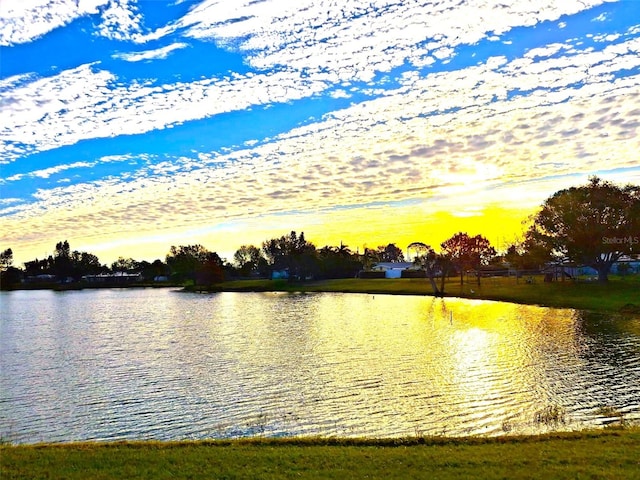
[1, 290, 638, 443]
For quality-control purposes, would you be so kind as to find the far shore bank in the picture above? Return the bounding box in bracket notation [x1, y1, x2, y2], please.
[2, 428, 639, 479]
[3, 275, 639, 315]
[188, 276, 640, 315]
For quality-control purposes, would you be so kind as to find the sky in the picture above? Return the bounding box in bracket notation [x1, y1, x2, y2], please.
[1, 0, 639, 266]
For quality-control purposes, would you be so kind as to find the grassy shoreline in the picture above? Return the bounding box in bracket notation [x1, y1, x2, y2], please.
[196, 275, 640, 314]
[2, 429, 639, 479]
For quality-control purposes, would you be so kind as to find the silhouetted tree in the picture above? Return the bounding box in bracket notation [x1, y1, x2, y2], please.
[24, 258, 49, 276]
[0, 248, 21, 288]
[317, 243, 362, 279]
[505, 230, 553, 275]
[529, 176, 639, 282]
[441, 232, 496, 285]
[262, 231, 317, 280]
[166, 244, 210, 282]
[166, 245, 225, 285]
[72, 251, 105, 277]
[0, 248, 13, 271]
[22, 242, 107, 281]
[233, 245, 266, 277]
[376, 243, 404, 262]
[53, 240, 73, 279]
[138, 259, 170, 281]
[110, 257, 140, 273]
[196, 252, 225, 286]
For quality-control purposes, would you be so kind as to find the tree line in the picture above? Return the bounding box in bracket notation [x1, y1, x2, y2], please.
[1, 176, 638, 289]
[0, 234, 406, 288]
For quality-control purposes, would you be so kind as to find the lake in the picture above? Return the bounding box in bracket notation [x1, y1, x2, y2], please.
[1, 288, 639, 444]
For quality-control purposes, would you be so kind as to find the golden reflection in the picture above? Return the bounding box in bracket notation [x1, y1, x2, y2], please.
[305, 295, 584, 436]
[4, 290, 638, 443]
[200, 292, 588, 437]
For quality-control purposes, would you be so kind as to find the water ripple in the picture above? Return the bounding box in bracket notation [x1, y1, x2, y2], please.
[1, 290, 639, 443]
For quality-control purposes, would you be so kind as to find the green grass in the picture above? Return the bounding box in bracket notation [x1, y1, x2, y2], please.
[2, 429, 639, 479]
[206, 275, 640, 314]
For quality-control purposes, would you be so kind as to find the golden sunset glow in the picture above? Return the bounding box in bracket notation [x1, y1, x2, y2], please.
[1, 1, 639, 265]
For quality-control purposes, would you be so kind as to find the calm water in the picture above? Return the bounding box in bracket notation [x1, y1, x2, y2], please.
[1, 288, 639, 444]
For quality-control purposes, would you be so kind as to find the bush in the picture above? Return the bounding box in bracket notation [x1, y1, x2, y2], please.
[358, 271, 386, 279]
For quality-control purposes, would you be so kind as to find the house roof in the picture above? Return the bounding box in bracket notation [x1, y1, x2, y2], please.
[372, 262, 415, 270]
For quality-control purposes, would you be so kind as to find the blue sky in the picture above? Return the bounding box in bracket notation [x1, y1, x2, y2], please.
[1, 0, 639, 264]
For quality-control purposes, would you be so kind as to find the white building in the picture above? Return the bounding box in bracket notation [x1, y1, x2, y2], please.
[371, 262, 416, 278]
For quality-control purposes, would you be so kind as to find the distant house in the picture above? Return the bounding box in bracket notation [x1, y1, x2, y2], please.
[371, 262, 416, 279]
[611, 258, 640, 275]
[271, 269, 289, 280]
[542, 257, 640, 281]
[24, 274, 57, 284]
[82, 272, 142, 284]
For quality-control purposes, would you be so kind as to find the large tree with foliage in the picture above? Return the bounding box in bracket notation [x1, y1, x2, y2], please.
[233, 245, 266, 277]
[0, 248, 22, 288]
[71, 251, 105, 277]
[505, 228, 554, 273]
[529, 177, 640, 283]
[440, 232, 496, 285]
[137, 259, 170, 281]
[262, 231, 317, 280]
[0, 248, 13, 271]
[376, 243, 405, 262]
[317, 243, 362, 279]
[196, 252, 225, 286]
[166, 244, 223, 284]
[52, 240, 73, 278]
[22, 241, 106, 280]
[111, 257, 141, 273]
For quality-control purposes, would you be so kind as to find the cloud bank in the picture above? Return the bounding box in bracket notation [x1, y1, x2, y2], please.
[1, 0, 638, 262]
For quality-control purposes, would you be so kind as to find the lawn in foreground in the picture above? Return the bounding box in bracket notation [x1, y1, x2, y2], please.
[2, 430, 639, 480]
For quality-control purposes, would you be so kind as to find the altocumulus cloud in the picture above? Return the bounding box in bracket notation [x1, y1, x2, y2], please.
[0, 0, 639, 262]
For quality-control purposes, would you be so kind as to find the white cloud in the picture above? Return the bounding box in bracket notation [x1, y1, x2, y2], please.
[4, 61, 638, 243]
[593, 12, 609, 22]
[0, 197, 22, 205]
[525, 43, 567, 59]
[592, 33, 622, 43]
[0, 0, 109, 46]
[0, 0, 152, 45]
[113, 42, 189, 62]
[6, 161, 94, 181]
[95, 0, 144, 41]
[177, 0, 612, 83]
[329, 89, 351, 99]
[3, 22, 638, 163]
[0, 62, 331, 160]
[2, 154, 139, 184]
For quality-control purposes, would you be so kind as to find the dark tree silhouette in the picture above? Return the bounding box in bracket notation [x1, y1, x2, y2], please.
[0, 248, 13, 271]
[317, 242, 362, 279]
[166, 244, 219, 283]
[441, 232, 496, 286]
[233, 245, 265, 277]
[262, 231, 317, 280]
[111, 257, 140, 273]
[529, 177, 640, 283]
[376, 243, 404, 262]
[0, 248, 21, 288]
